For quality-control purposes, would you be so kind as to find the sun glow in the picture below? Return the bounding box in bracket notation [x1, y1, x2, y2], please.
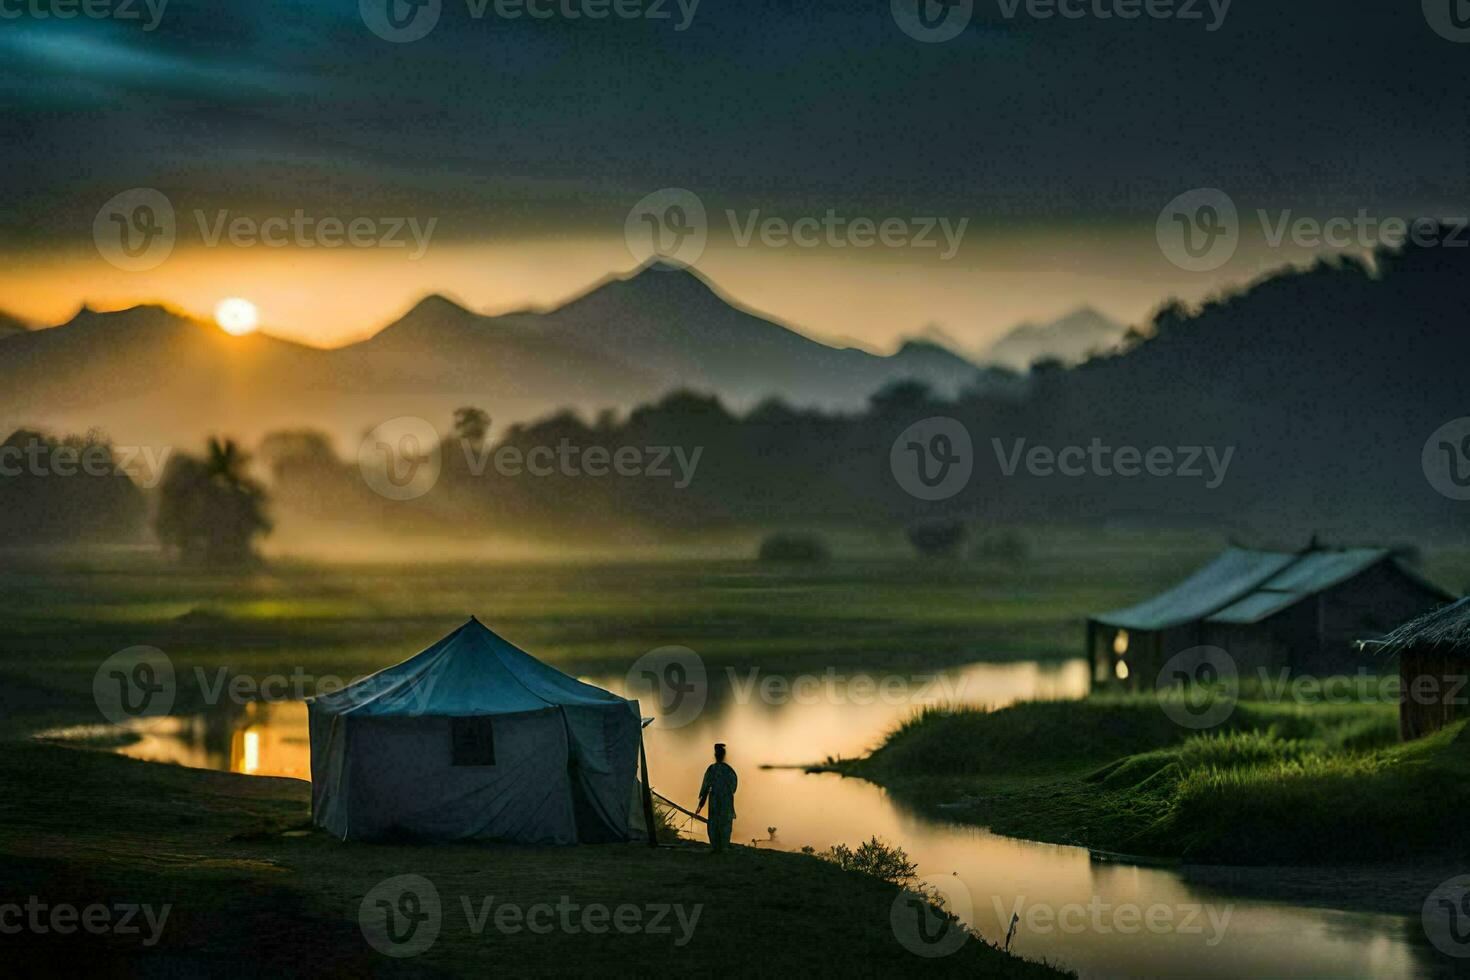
[214, 297, 259, 336]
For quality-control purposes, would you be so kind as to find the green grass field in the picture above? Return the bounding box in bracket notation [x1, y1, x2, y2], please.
[0, 527, 1231, 735]
[846, 694, 1470, 866]
[5, 529, 1469, 974]
[3, 534, 1215, 979]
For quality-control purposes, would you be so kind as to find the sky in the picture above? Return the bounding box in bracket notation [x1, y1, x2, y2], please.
[1, 0, 1467, 350]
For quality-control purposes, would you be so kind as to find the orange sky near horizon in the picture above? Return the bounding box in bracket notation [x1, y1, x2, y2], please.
[0, 232, 1284, 353]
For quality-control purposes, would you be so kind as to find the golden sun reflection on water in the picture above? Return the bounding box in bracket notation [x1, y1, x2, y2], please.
[91, 659, 1420, 979]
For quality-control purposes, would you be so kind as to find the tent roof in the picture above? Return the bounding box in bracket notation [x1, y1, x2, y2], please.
[1090, 549, 1296, 631]
[307, 618, 631, 717]
[1092, 547, 1442, 632]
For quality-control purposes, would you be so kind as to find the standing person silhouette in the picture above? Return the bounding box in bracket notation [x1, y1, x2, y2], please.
[694, 742, 737, 853]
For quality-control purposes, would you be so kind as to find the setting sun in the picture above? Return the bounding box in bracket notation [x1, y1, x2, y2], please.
[214, 297, 259, 336]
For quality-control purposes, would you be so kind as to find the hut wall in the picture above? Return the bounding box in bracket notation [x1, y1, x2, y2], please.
[1399, 650, 1468, 740]
[1089, 623, 1158, 693]
[1313, 563, 1448, 673]
[1200, 606, 1312, 681]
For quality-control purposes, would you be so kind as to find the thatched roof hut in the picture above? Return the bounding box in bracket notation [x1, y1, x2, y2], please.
[1372, 596, 1470, 741]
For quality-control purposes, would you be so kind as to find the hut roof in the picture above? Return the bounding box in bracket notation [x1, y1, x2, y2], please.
[1207, 548, 1403, 625]
[1091, 548, 1297, 631]
[1092, 546, 1448, 632]
[1371, 596, 1470, 659]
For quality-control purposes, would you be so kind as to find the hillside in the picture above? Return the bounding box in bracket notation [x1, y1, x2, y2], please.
[980, 307, 1127, 370]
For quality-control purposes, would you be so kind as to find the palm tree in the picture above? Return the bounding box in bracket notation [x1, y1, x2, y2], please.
[155, 437, 271, 566]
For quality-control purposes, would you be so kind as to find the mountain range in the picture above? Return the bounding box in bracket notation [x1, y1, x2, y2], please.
[0, 311, 30, 340]
[0, 263, 991, 449]
[977, 307, 1127, 371]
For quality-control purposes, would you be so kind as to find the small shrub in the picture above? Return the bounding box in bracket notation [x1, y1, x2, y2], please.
[810, 836, 919, 886]
[758, 532, 830, 563]
[906, 520, 967, 558]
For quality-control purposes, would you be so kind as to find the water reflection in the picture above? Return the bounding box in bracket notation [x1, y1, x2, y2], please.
[113, 700, 309, 779]
[94, 658, 1427, 978]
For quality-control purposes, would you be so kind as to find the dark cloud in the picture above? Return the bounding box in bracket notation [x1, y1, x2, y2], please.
[2, 0, 1467, 247]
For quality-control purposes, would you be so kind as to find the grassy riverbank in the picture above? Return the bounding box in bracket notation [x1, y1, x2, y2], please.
[844, 695, 1470, 866]
[0, 739, 1068, 977]
[0, 552, 1098, 977]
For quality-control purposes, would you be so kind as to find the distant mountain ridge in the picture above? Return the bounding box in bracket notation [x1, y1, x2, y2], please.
[0, 262, 988, 448]
[0, 309, 32, 340]
[980, 306, 1127, 370]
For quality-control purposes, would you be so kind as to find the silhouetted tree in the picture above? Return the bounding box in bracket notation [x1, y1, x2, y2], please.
[0, 428, 146, 543]
[758, 532, 830, 563]
[453, 407, 491, 445]
[155, 437, 271, 566]
[868, 379, 933, 415]
[907, 520, 967, 558]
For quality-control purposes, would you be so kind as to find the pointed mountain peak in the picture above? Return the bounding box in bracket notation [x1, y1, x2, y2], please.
[405, 293, 472, 318]
[617, 259, 720, 297]
[899, 323, 968, 356]
[366, 293, 484, 348]
[628, 257, 703, 278]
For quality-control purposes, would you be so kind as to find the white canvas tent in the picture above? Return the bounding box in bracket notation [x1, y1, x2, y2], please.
[308, 617, 652, 844]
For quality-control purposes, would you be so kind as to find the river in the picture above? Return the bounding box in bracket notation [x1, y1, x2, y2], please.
[88, 658, 1424, 978]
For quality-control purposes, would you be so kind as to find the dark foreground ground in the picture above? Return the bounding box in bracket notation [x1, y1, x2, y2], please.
[0, 737, 1068, 978]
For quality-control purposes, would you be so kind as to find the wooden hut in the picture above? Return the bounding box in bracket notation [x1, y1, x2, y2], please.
[1370, 596, 1470, 741]
[1088, 545, 1451, 692]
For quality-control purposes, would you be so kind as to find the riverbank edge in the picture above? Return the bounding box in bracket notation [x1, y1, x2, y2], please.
[830, 702, 1470, 922]
[0, 681, 1069, 979]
